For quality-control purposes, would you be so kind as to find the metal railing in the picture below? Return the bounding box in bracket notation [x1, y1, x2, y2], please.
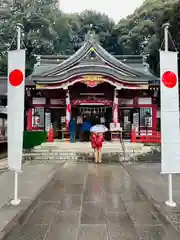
[120, 133, 126, 161]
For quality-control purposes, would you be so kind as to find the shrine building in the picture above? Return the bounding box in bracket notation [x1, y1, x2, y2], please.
[0, 30, 160, 141]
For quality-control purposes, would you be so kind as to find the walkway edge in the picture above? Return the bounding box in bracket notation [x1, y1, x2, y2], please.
[0, 162, 65, 240]
[122, 163, 180, 236]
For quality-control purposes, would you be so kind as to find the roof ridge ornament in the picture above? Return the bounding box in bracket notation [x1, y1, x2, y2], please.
[86, 24, 97, 43]
[35, 55, 41, 66]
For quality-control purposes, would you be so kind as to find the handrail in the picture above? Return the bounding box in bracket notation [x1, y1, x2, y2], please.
[120, 132, 126, 161]
[131, 130, 161, 143]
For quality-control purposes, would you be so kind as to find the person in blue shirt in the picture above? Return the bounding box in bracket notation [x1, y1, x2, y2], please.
[80, 118, 92, 141]
[69, 118, 77, 143]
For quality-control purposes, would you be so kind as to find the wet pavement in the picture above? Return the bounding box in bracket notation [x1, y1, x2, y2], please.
[124, 163, 180, 236]
[0, 158, 7, 172]
[4, 162, 180, 240]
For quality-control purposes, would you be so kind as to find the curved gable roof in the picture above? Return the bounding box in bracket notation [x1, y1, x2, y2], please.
[34, 64, 150, 84]
[39, 31, 149, 79]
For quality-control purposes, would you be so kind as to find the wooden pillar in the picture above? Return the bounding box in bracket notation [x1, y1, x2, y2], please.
[131, 130, 136, 142]
[27, 108, 32, 130]
[152, 104, 157, 130]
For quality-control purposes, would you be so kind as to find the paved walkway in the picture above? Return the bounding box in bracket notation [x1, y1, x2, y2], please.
[0, 158, 7, 171]
[4, 162, 180, 240]
[0, 162, 64, 240]
[124, 163, 180, 236]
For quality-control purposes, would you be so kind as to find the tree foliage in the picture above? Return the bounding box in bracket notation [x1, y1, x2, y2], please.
[116, 0, 179, 74]
[0, 0, 179, 76]
[0, 1, 122, 76]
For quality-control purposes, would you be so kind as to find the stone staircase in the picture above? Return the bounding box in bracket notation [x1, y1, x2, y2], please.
[133, 147, 161, 163]
[23, 141, 153, 164]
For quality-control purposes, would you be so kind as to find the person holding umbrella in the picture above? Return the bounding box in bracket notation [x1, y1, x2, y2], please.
[95, 132, 104, 163]
[90, 124, 108, 163]
[90, 132, 97, 152]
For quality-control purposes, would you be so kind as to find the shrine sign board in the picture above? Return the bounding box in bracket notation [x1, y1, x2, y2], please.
[80, 75, 104, 87]
[160, 50, 180, 174]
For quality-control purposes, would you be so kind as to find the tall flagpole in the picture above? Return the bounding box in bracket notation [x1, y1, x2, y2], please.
[162, 23, 176, 207]
[10, 24, 22, 206]
[17, 25, 21, 50]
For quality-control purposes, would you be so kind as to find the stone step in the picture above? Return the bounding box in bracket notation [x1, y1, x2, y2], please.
[23, 152, 124, 157]
[24, 158, 124, 163]
[23, 152, 126, 162]
[30, 149, 148, 155]
[40, 142, 144, 150]
[24, 152, 125, 157]
[36, 144, 125, 147]
[24, 158, 123, 164]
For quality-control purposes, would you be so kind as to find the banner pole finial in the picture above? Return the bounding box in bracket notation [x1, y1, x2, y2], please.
[162, 23, 170, 51]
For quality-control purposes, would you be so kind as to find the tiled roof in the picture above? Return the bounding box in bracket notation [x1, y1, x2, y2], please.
[32, 32, 158, 84]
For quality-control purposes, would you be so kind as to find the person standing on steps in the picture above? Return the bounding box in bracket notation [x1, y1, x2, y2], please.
[69, 117, 77, 143]
[91, 132, 104, 163]
[91, 132, 97, 153]
[96, 133, 104, 163]
[80, 117, 92, 141]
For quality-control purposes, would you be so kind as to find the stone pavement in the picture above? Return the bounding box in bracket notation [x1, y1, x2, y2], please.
[0, 162, 64, 240]
[4, 162, 180, 240]
[124, 163, 180, 236]
[0, 158, 7, 172]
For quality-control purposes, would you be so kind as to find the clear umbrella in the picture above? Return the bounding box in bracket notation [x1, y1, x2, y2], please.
[90, 124, 108, 133]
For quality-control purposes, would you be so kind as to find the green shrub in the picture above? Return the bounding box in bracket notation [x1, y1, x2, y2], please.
[23, 131, 47, 149]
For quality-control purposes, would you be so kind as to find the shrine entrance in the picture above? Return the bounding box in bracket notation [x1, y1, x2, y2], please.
[69, 81, 114, 141]
[71, 106, 112, 141]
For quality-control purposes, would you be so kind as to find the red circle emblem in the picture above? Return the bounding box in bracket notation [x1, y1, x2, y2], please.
[87, 81, 97, 87]
[9, 69, 24, 87]
[162, 71, 177, 88]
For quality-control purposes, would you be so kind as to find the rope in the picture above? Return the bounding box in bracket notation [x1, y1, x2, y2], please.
[7, 35, 16, 51]
[168, 32, 177, 51]
[160, 39, 164, 51]
[160, 31, 177, 51]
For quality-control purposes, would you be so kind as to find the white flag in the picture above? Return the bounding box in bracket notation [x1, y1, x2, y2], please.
[113, 94, 118, 126]
[160, 50, 180, 173]
[66, 91, 71, 128]
[8, 49, 25, 172]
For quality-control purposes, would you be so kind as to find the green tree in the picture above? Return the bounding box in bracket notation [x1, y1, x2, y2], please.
[69, 10, 123, 54]
[0, 0, 72, 76]
[146, 1, 180, 75]
[116, 0, 178, 56]
[1, 0, 179, 77]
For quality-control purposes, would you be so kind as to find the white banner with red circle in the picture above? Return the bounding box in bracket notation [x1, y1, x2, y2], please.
[160, 50, 180, 173]
[8, 49, 25, 172]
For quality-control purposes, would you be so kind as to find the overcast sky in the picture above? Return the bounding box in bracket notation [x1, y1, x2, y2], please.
[60, 0, 144, 22]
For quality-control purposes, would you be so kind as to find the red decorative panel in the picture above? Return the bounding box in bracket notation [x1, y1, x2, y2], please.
[71, 99, 112, 106]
